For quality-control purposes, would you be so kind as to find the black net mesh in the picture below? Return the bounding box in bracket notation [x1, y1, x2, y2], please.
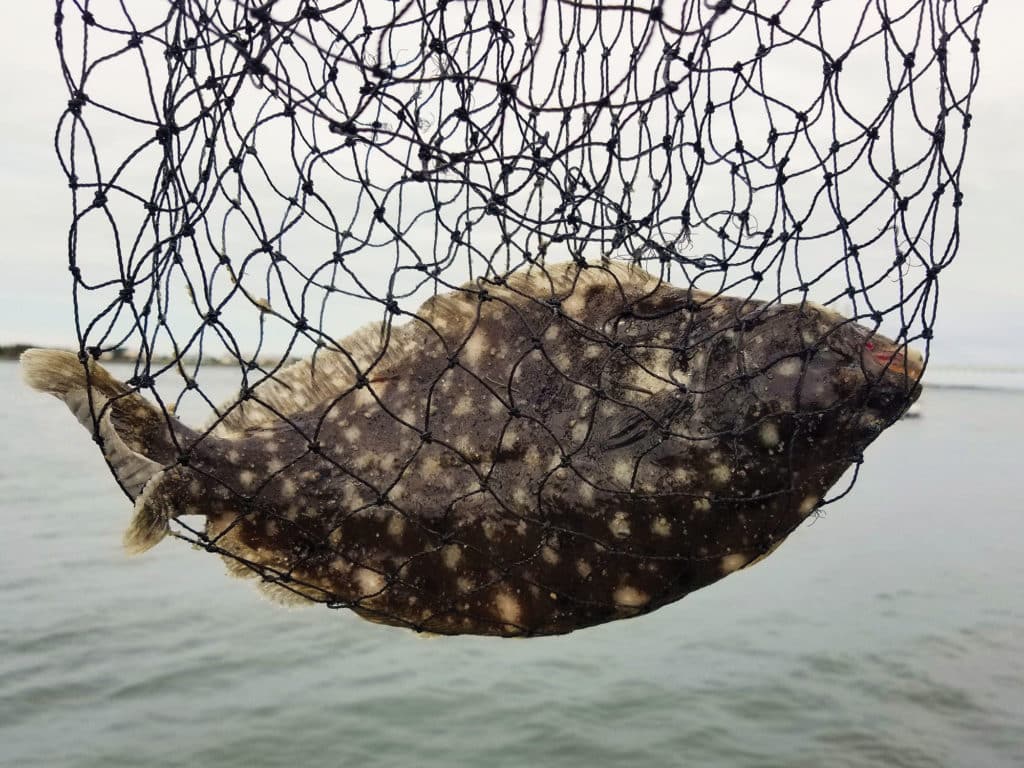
[49, 0, 986, 636]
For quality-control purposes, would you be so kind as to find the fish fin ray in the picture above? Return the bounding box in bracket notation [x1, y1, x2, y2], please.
[123, 468, 172, 554]
[21, 348, 124, 398]
[22, 348, 183, 500]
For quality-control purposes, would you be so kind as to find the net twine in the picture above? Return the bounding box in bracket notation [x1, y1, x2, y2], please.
[52, 0, 985, 631]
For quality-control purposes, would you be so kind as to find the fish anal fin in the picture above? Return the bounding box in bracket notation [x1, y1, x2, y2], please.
[123, 468, 173, 554]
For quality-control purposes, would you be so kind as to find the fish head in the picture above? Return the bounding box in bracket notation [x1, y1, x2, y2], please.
[697, 299, 923, 450]
[785, 302, 923, 435]
[679, 298, 926, 563]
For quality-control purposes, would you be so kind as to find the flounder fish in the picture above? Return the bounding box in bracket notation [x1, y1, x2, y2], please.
[22, 261, 921, 636]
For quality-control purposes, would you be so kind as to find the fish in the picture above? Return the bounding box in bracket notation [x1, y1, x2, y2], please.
[22, 260, 922, 636]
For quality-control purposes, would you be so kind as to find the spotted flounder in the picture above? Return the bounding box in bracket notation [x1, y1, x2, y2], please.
[22, 261, 922, 636]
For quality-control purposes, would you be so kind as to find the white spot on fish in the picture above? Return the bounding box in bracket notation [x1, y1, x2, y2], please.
[353, 567, 385, 596]
[541, 545, 560, 565]
[494, 591, 522, 626]
[775, 358, 802, 377]
[799, 496, 819, 516]
[512, 486, 532, 509]
[651, 517, 671, 537]
[721, 553, 750, 573]
[523, 445, 542, 467]
[387, 515, 406, 538]
[612, 459, 634, 486]
[672, 467, 693, 484]
[501, 426, 521, 447]
[442, 544, 462, 569]
[464, 333, 488, 364]
[759, 422, 780, 448]
[577, 560, 592, 578]
[578, 482, 596, 504]
[609, 511, 631, 538]
[389, 481, 409, 504]
[613, 586, 649, 608]
[419, 454, 442, 478]
[454, 435, 481, 460]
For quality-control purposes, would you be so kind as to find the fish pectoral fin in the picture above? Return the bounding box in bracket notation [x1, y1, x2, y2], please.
[600, 392, 685, 450]
[602, 412, 655, 450]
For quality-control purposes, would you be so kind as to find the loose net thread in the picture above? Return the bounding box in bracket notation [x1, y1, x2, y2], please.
[53, 0, 985, 631]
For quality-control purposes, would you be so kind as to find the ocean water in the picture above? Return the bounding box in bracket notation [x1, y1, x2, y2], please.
[0, 361, 1021, 768]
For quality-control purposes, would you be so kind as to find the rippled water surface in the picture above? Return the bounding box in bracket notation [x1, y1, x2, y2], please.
[1, 362, 1022, 767]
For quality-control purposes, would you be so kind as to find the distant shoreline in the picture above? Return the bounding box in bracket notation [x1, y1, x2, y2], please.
[0, 344, 39, 360]
[0, 345, 247, 367]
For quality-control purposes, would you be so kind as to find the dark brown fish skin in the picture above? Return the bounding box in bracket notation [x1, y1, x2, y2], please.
[25, 262, 922, 636]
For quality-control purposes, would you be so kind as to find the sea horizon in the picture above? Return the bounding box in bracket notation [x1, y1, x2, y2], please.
[2, 361, 1021, 768]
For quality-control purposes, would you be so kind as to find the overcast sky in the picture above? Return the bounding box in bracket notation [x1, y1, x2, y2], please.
[0, 2, 1019, 372]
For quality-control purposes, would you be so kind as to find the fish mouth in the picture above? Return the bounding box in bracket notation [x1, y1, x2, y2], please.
[863, 339, 924, 383]
[858, 339, 924, 418]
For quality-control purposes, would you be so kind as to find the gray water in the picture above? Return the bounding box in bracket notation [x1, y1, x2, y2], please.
[1, 361, 1021, 768]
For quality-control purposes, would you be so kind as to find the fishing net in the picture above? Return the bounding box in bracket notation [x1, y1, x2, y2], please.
[50, 0, 986, 635]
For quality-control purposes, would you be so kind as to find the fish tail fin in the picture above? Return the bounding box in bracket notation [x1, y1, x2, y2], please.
[21, 348, 186, 553]
[20, 348, 125, 398]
